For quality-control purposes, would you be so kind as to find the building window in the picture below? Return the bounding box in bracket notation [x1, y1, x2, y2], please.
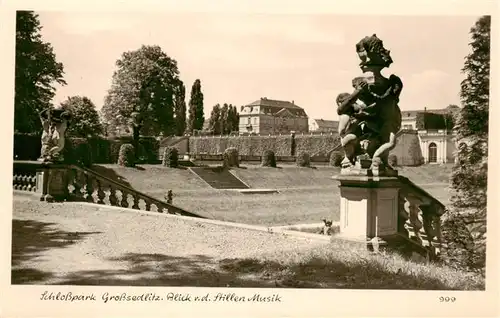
[428, 142, 437, 163]
[253, 118, 257, 124]
[247, 118, 251, 124]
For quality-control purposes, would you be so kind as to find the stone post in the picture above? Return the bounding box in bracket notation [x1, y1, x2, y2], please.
[37, 164, 71, 202]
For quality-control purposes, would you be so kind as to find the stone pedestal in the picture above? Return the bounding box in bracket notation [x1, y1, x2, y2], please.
[37, 167, 70, 202]
[335, 175, 401, 248]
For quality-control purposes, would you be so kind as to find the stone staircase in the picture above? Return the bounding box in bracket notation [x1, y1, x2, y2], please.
[189, 167, 250, 189]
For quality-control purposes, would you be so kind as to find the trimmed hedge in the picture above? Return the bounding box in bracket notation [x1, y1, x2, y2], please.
[223, 147, 239, 168]
[118, 144, 135, 167]
[296, 151, 311, 167]
[188, 134, 340, 158]
[388, 154, 398, 167]
[329, 151, 343, 167]
[294, 134, 341, 157]
[13, 133, 41, 160]
[64, 137, 93, 167]
[162, 147, 179, 168]
[261, 150, 277, 167]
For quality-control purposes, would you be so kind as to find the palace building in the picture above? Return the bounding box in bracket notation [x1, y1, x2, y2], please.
[238, 97, 309, 135]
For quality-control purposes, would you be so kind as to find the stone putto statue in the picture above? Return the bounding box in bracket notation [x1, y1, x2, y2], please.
[38, 107, 71, 163]
[337, 34, 403, 176]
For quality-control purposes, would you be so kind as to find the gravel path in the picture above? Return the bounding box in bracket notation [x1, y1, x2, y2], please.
[11, 196, 326, 286]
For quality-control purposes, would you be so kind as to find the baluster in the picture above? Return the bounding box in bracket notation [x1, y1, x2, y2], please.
[96, 180, 106, 204]
[120, 191, 129, 208]
[70, 169, 80, 199]
[30, 176, 37, 192]
[85, 174, 95, 203]
[109, 186, 118, 206]
[132, 195, 140, 210]
[408, 201, 423, 243]
[144, 199, 151, 211]
[157, 204, 164, 213]
[398, 192, 409, 237]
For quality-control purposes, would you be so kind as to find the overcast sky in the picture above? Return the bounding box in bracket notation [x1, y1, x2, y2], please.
[37, 12, 480, 121]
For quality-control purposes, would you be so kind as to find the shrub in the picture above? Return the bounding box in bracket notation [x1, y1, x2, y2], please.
[329, 151, 343, 167]
[64, 138, 93, 167]
[388, 154, 398, 167]
[223, 147, 239, 168]
[162, 147, 179, 168]
[118, 144, 135, 167]
[296, 151, 310, 167]
[261, 150, 277, 167]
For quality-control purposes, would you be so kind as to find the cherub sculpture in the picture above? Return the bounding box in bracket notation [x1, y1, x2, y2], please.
[38, 107, 71, 162]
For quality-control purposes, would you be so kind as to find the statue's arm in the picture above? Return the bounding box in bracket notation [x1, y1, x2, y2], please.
[337, 88, 364, 115]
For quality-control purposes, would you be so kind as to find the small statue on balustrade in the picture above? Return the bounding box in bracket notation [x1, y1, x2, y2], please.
[38, 107, 71, 163]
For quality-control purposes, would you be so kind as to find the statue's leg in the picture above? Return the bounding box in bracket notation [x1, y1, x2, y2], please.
[341, 134, 357, 167]
[372, 131, 397, 168]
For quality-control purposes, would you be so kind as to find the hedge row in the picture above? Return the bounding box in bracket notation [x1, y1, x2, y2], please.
[13, 133, 159, 164]
[294, 134, 341, 157]
[188, 134, 339, 157]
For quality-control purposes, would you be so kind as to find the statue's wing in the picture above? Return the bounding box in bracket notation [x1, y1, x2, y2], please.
[389, 74, 403, 97]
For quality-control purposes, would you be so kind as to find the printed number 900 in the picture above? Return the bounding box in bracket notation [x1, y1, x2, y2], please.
[439, 297, 456, 302]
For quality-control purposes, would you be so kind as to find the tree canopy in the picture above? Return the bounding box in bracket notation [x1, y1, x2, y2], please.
[15, 11, 66, 133]
[187, 79, 204, 133]
[101, 45, 182, 137]
[445, 15, 490, 274]
[60, 96, 102, 137]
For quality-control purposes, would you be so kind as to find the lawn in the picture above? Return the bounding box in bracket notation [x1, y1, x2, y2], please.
[90, 163, 453, 226]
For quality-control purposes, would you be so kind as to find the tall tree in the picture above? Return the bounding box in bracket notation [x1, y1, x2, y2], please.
[229, 104, 240, 133]
[208, 104, 222, 135]
[174, 81, 187, 136]
[60, 96, 102, 137]
[101, 45, 181, 140]
[188, 79, 204, 133]
[444, 15, 490, 274]
[221, 103, 229, 134]
[15, 11, 66, 133]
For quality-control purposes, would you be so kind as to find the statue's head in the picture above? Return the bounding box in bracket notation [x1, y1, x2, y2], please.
[336, 92, 351, 106]
[355, 34, 393, 70]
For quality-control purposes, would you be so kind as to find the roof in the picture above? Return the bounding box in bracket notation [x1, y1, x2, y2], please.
[312, 119, 339, 128]
[247, 97, 303, 110]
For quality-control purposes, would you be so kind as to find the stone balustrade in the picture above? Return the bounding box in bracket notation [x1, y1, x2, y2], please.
[12, 160, 203, 219]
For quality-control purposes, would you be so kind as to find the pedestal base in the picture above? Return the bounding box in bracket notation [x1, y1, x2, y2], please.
[37, 168, 70, 202]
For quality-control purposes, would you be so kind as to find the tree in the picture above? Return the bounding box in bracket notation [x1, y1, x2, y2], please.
[187, 79, 204, 133]
[208, 104, 222, 135]
[221, 103, 229, 134]
[445, 15, 490, 274]
[229, 104, 240, 133]
[60, 96, 102, 137]
[15, 11, 66, 133]
[174, 81, 187, 136]
[101, 45, 181, 139]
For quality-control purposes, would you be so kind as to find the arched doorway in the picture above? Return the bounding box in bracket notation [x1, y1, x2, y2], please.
[428, 142, 437, 163]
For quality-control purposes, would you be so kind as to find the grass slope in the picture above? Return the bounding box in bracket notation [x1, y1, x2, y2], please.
[90, 163, 452, 226]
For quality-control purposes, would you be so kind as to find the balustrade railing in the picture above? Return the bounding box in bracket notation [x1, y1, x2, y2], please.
[12, 161, 203, 219]
[397, 176, 445, 257]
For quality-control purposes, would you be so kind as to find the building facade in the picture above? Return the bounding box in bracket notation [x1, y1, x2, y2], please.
[400, 105, 460, 164]
[239, 97, 309, 134]
[309, 119, 339, 132]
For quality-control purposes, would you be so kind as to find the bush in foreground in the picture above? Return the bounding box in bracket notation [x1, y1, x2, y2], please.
[261, 150, 277, 167]
[162, 147, 179, 168]
[223, 147, 239, 168]
[118, 144, 135, 167]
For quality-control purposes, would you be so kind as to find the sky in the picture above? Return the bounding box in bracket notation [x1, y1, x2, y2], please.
[36, 12, 481, 121]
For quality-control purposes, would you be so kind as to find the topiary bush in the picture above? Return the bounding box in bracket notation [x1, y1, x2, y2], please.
[118, 144, 135, 167]
[162, 147, 179, 168]
[223, 147, 239, 168]
[388, 154, 398, 167]
[329, 151, 343, 167]
[296, 151, 311, 167]
[261, 150, 277, 167]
